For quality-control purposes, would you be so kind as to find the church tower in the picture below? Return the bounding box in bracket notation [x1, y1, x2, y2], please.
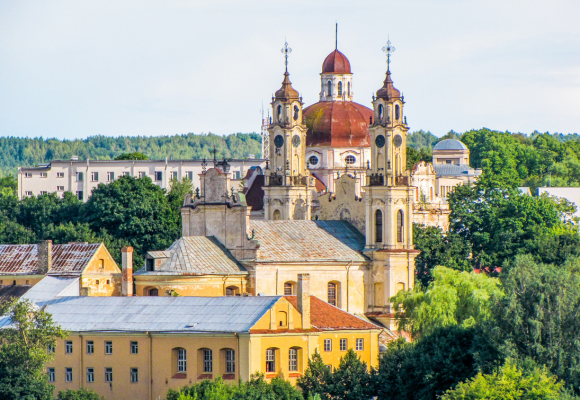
[363, 41, 419, 329]
[263, 42, 312, 220]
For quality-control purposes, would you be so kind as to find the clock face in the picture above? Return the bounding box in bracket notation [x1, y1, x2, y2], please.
[375, 135, 386, 148]
[393, 134, 403, 148]
[292, 135, 301, 148]
[274, 135, 284, 148]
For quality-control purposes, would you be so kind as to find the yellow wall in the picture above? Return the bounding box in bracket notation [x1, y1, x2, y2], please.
[134, 275, 247, 297]
[80, 244, 122, 296]
[0, 275, 44, 286]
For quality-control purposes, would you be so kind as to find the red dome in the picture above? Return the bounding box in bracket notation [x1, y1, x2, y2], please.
[304, 101, 372, 147]
[322, 50, 351, 74]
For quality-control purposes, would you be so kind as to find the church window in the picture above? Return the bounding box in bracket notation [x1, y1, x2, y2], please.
[328, 282, 338, 306]
[284, 282, 295, 295]
[277, 105, 282, 122]
[293, 105, 299, 121]
[148, 288, 158, 296]
[308, 155, 319, 166]
[375, 210, 383, 243]
[345, 155, 356, 165]
[273, 210, 282, 220]
[397, 210, 404, 243]
[266, 348, 276, 372]
[327, 81, 332, 96]
[348, 82, 351, 96]
[338, 81, 343, 96]
[395, 104, 400, 120]
[378, 104, 384, 120]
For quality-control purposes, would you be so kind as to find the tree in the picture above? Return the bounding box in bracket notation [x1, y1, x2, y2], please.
[167, 177, 194, 212]
[391, 266, 502, 337]
[406, 147, 432, 169]
[297, 349, 332, 400]
[491, 254, 580, 393]
[114, 152, 148, 160]
[0, 299, 67, 400]
[57, 388, 105, 400]
[325, 349, 373, 400]
[441, 359, 579, 400]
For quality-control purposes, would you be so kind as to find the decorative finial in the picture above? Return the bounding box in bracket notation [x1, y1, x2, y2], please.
[335, 23, 338, 50]
[281, 40, 292, 73]
[382, 39, 396, 72]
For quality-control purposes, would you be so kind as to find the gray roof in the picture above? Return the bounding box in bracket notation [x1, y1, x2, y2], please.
[433, 139, 468, 151]
[135, 236, 247, 276]
[0, 295, 280, 333]
[433, 164, 481, 177]
[251, 220, 367, 263]
[21, 276, 79, 303]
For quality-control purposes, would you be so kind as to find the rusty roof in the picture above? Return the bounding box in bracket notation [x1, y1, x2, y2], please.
[322, 49, 351, 74]
[0, 243, 103, 276]
[251, 220, 366, 263]
[304, 101, 372, 148]
[376, 70, 401, 100]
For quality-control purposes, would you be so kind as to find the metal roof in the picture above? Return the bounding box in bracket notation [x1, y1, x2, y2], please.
[21, 276, 79, 304]
[433, 164, 481, 177]
[0, 296, 280, 333]
[135, 237, 247, 276]
[0, 243, 102, 276]
[433, 139, 468, 151]
[251, 220, 367, 263]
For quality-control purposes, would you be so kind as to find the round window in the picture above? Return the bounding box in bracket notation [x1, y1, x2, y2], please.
[345, 155, 356, 164]
[308, 155, 319, 166]
[274, 135, 284, 148]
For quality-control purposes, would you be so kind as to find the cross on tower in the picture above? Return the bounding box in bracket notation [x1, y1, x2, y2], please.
[382, 39, 396, 71]
[281, 41, 292, 72]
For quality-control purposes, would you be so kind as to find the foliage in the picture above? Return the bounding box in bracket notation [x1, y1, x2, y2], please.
[297, 349, 332, 400]
[57, 388, 105, 400]
[406, 147, 432, 169]
[441, 359, 579, 400]
[114, 152, 148, 160]
[391, 266, 502, 337]
[491, 254, 580, 393]
[167, 178, 194, 212]
[407, 130, 438, 151]
[0, 299, 68, 400]
[375, 326, 501, 400]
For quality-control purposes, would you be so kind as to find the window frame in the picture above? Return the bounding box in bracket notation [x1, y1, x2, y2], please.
[86, 340, 94, 354]
[345, 155, 356, 165]
[104, 341, 113, 355]
[48, 368, 55, 382]
[65, 367, 73, 382]
[86, 367, 94, 383]
[91, 172, 98, 182]
[203, 349, 213, 373]
[328, 282, 337, 307]
[155, 171, 162, 181]
[266, 348, 276, 373]
[177, 348, 187, 372]
[284, 282, 294, 295]
[356, 338, 364, 351]
[324, 339, 332, 352]
[105, 367, 113, 383]
[65, 340, 73, 354]
[130, 341, 138, 354]
[289, 348, 298, 372]
[131, 368, 138, 383]
[225, 349, 235, 373]
[340, 338, 347, 351]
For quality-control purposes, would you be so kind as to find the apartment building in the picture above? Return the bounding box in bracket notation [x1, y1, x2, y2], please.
[17, 157, 266, 201]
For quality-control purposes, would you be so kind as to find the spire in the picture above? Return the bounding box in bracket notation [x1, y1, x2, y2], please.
[376, 39, 401, 100]
[281, 40, 292, 73]
[275, 40, 300, 101]
[335, 23, 338, 50]
[382, 39, 395, 73]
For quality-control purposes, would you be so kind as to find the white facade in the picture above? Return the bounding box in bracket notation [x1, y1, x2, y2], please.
[18, 158, 266, 201]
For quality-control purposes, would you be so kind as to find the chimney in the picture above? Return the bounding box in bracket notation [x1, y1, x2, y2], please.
[38, 240, 52, 275]
[297, 273, 311, 330]
[122, 247, 134, 296]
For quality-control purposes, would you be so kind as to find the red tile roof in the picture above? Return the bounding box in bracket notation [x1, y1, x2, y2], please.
[322, 49, 351, 74]
[0, 243, 102, 276]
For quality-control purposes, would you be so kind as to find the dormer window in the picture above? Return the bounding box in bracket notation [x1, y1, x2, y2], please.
[146, 258, 154, 271]
[338, 81, 343, 96]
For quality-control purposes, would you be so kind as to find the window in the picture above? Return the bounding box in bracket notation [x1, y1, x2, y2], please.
[345, 155, 356, 164]
[340, 339, 347, 351]
[105, 368, 113, 382]
[48, 368, 55, 382]
[277, 311, 287, 327]
[308, 155, 319, 166]
[139, 171, 146, 178]
[327, 81, 332, 96]
[289, 348, 298, 372]
[40, 172, 48, 178]
[106, 279, 110, 285]
[446, 160, 452, 164]
[348, 82, 351, 96]
[56, 186, 64, 191]
[76, 172, 84, 181]
[155, 171, 162, 181]
[149, 288, 158, 296]
[226, 350, 235, 373]
[25, 191, 33, 196]
[284, 282, 294, 295]
[266, 349, 276, 372]
[233, 171, 241, 180]
[395, 104, 400, 120]
[375, 210, 383, 243]
[186, 171, 193, 181]
[25, 172, 32, 178]
[65, 341, 73, 354]
[40, 191, 47, 195]
[170, 171, 178, 180]
[57, 172, 65, 178]
[328, 282, 337, 307]
[122, 171, 130, 176]
[203, 349, 213, 373]
[324, 339, 332, 352]
[131, 341, 138, 354]
[356, 339, 364, 351]
[76, 191, 83, 201]
[86, 340, 94, 354]
[26, 280, 29, 284]
[107, 172, 114, 182]
[87, 368, 94, 382]
[225, 286, 239, 296]
[91, 172, 98, 182]
[65, 368, 73, 382]
[338, 81, 343, 96]
[48, 344, 55, 353]
[277, 105, 282, 122]
[293, 105, 299, 121]
[397, 210, 404, 243]
[146, 258, 154, 271]
[378, 104, 384, 120]
[131, 368, 138, 383]
[177, 348, 187, 372]
[105, 341, 112, 355]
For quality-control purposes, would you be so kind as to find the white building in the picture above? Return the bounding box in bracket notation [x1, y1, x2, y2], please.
[538, 187, 580, 220]
[18, 157, 266, 201]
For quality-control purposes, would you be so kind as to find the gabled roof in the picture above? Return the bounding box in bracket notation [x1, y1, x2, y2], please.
[0, 243, 103, 276]
[433, 164, 481, 177]
[251, 220, 366, 263]
[0, 296, 280, 333]
[135, 236, 247, 276]
[21, 276, 80, 304]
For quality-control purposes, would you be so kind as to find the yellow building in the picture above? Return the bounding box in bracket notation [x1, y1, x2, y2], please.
[9, 274, 380, 400]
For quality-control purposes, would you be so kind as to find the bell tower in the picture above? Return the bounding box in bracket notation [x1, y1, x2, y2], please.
[363, 40, 418, 330]
[263, 41, 312, 220]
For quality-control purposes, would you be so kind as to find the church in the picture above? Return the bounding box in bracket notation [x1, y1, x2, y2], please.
[133, 40, 428, 331]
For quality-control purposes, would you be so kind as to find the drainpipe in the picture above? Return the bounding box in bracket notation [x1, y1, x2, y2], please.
[275, 268, 279, 295]
[79, 334, 83, 388]
[148, 332, 153, 400]
[345, 261, 352, 313]
[223, 274, 229, 296]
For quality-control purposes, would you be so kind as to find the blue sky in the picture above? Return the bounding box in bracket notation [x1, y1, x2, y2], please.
[0, 0, 578, 139]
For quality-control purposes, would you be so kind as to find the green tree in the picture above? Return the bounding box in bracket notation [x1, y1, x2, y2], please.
[57, 388, 105, 400]
[0, 176, 17, 196]
[391, 266, 502, 337]
[167, 177, 194, 212]
[0, 217, 36, 244]
[406, 147, 432, 170]
[114, 152, 148, 160]
[297, 349, 332, 400]
[0, 299, 68, 400]
[441, 359, 579, 400]
[325, 349, 373, 400]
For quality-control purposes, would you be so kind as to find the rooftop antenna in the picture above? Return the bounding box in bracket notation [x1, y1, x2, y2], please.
[335, 22, 338, 50]
[281, 39, 292, 73]
[382, 37, 396, 72]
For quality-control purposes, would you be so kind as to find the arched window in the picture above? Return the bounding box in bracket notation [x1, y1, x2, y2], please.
[277, 311, 288, 327]
[149, 288, 158, 296]
[266, 348, 276, 372]
[338, 81, 343, 96]
[289, 348, 301, 372]
[345, 155, 356, 164]
[347, 82, 351, 96]
[177, 348, 186, 372]
[273, 210, 282, 220]
[293, 105, 299, 121]
[397, 210, 404, 243]
[327, 81, 332, 96]
[328, 282, 338, 306]
[375, 210, 383, 243]
[378, 104, 384, 120]
[395, 104, 400, 120]
[284, 282, 295, 295]
[277, 105, 282, 122]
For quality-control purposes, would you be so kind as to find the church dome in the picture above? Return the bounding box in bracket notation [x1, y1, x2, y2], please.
[322, 50, 351, 74]
[433, 139, 468, 151]
[304, 101, 373, 147]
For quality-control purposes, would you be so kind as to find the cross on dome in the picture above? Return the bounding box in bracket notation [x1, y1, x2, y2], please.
[281, 41, 292, 72]
[382, 39, 395, 71]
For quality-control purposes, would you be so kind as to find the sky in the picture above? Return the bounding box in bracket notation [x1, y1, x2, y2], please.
[0, 0, 579, 140]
